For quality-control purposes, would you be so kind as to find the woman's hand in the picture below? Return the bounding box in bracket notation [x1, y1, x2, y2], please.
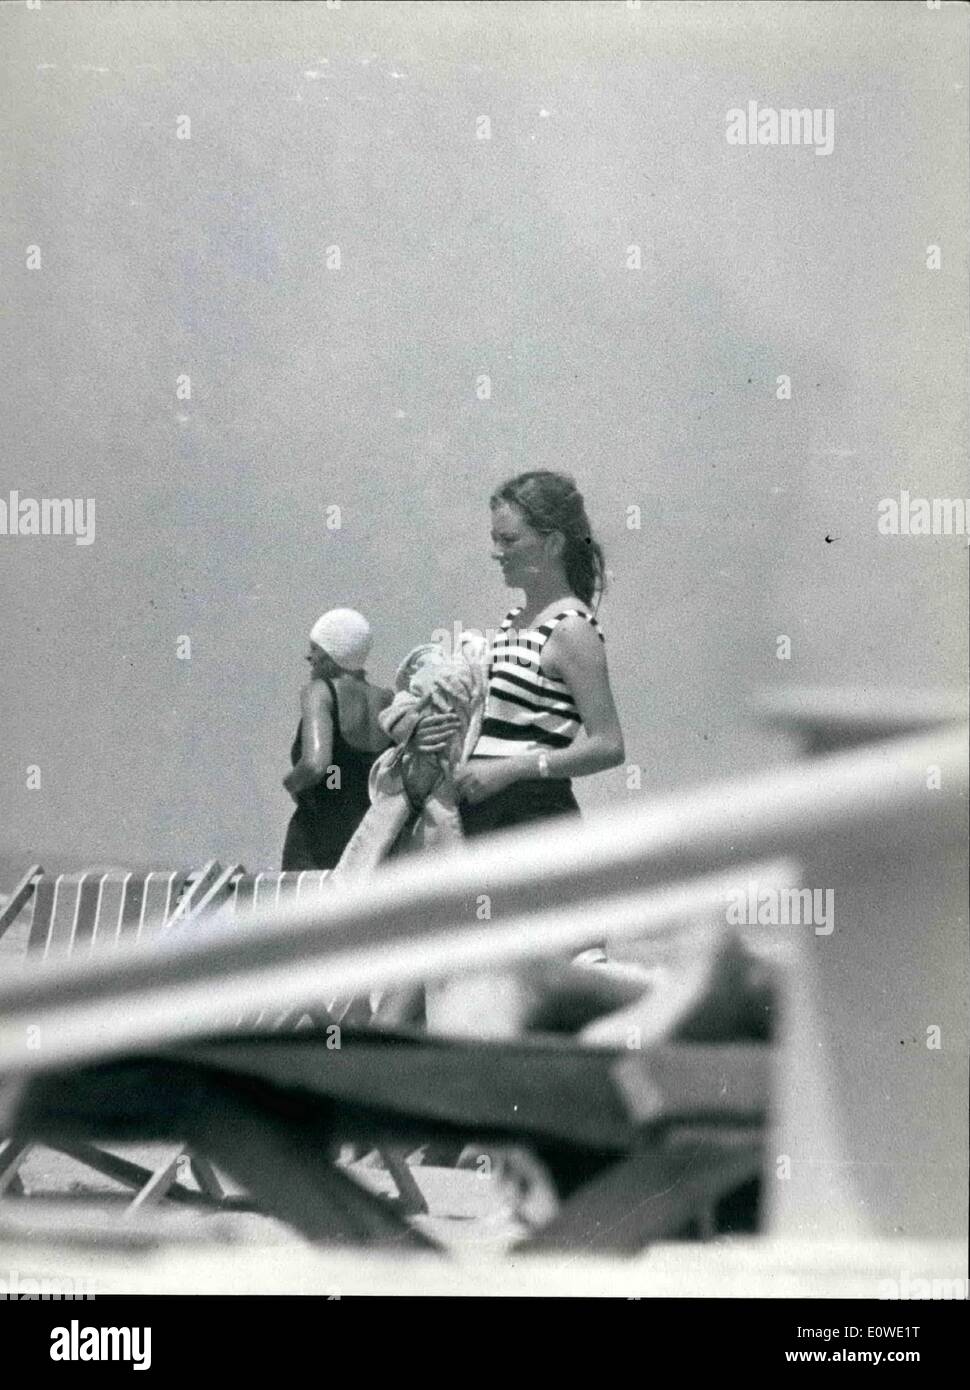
[454, 758, 521, 805]
[412, 711, 462, 753]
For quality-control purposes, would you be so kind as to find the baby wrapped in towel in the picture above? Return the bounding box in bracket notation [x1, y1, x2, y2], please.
[331, 631, 489, 879]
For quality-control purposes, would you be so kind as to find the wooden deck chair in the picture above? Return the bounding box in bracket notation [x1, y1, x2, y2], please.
[0, 861, 224, 951]
[1, 1032, 769, 1252]
[0, 863, 227, 1211]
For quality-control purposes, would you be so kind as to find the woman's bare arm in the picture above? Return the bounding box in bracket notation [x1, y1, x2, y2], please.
[453, 617, 625, 804]
[283, 680, 335, 798]
[523, 615, 625, 779]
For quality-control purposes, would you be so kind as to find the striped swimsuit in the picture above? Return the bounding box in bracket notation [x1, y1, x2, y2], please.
[474, 606, 605, 757]
[460, 605, 604, 838]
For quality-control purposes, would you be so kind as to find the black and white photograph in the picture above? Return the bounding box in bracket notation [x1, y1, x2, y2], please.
[0, 0, 967, 1341]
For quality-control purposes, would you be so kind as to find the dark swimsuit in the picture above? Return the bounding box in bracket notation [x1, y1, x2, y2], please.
[281, 677, 377, 871]
[457, 775, 579, 839]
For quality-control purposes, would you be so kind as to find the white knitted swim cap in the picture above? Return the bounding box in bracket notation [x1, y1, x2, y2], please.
[309, 608, 372, 670]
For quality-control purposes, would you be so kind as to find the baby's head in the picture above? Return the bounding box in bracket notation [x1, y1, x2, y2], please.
[394, 642, 452, 696]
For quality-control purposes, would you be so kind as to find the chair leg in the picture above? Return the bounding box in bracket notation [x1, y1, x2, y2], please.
[380, 1148, 429, 1216]
[53, 1142, 203, 1207]
[188, 1151, 226, 1203]
[516, 1138, 763, 1254]
[0, 1139, 32, 1195]
[126, 1149, 185, 1213]
[127, 1149, 226, 1212]
[183, 1084, 441, 1249]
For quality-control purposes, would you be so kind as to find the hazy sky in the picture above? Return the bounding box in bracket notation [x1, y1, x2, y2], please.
[1, 0, 967, 871]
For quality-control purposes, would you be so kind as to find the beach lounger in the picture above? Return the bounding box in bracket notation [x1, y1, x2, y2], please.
[0, 864, 424, 1217]
[0, 863, 227, 1209]
[2, 1027, 769, 1252]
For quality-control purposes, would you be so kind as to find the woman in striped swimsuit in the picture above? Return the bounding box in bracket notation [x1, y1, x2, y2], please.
[415, 470, 625, 836]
